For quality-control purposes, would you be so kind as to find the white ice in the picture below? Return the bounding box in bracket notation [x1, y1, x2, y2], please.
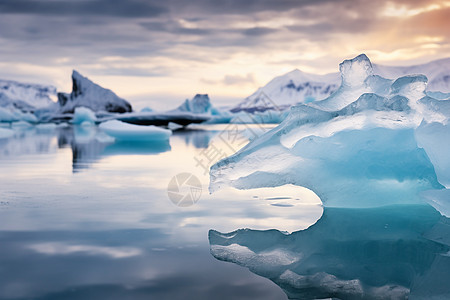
[99, 120, 172, 141]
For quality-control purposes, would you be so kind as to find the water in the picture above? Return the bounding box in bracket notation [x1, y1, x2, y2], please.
[0, 124, 449, 299]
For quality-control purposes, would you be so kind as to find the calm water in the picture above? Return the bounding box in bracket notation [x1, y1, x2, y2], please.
[0, 124, 449, 299]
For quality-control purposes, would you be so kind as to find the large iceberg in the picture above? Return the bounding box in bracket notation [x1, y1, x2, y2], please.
[57, 71, 132, 114]
[210, 54, 450, 209]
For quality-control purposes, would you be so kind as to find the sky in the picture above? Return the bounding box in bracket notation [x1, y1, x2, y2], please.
[0, 0, 449, 110]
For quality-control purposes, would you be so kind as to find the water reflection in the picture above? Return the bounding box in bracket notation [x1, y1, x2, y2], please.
[209, 205, 450, 299]
[172, 128, 219, 149]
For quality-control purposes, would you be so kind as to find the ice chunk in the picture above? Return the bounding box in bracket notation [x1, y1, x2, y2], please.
[72, 107, 97, 125]
[99, 120, 171, 141]
[211, 126, 442, 208]
[311, 54, 379, 111]
[57, 70, 132, 114]
[209, 205, 450, 300]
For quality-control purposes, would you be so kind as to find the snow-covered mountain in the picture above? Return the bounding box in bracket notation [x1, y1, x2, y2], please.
[0, 79, 56, 111]
[231, 69, 340, 113]
[373, 57, 450, 92]
[232, 57, 450, 113]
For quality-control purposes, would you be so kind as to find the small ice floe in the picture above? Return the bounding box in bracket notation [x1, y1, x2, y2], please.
[99, 120, 172, 141]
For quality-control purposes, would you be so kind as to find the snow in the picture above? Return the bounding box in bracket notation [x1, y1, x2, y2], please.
[72, 107, 97, 125]
[0, 79, 56, 110]
[99, 120, 172, 141]
[232, 69, 340, 113]
[57, 70, 132, 114]
[209, 54, 450, 209]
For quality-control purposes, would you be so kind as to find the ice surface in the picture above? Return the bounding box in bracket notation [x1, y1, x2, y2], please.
[0, 127, 13, 139]
[415, 121, 450, 188]
[230, 110, 289, 124]
[57, 71, 132, 114]
[210, 54, 450, 208]
[72, 107, 97, 125]
[99, 120, 171, 141]
[209, 205, 450, 300]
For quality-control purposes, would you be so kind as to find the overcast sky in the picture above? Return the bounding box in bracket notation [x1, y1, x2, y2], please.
[0, 0, 449, 109]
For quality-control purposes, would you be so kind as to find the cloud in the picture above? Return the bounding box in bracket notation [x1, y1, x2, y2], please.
[0, 0, 168, 18]
[0, 0, 448, 109]
[201, 73, 256, 86]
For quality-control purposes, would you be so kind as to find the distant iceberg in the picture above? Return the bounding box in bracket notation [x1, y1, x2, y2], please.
[172, 94, 233, 124]
[57, 71, 132, 114]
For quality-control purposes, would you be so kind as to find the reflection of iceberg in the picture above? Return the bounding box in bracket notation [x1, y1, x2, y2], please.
[209, 205, 450, 299]
[56, 125, 171, 172]
[102, 140, 170, 156]
[172, 129, 219, 149]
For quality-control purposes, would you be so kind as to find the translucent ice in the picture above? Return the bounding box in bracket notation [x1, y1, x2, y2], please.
[72, 107, 97, 125]
[210, 54, 450, 208]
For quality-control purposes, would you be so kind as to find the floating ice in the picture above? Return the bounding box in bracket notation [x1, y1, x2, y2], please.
[72, 107, 97, 125]
[210, 54, 450, 208]
[99, 120, 172, 141]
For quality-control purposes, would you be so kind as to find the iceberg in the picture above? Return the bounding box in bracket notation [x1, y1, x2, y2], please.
[57, 71, 132, 114]
[210, 54, 449, 208]
[173, 94, 233, 124]
[99, 120, 171, 141]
